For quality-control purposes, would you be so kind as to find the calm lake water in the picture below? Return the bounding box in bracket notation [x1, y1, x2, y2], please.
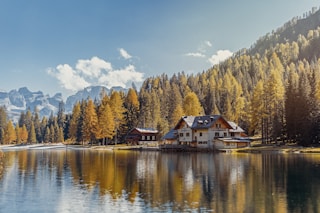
[0, 147, 320, 213]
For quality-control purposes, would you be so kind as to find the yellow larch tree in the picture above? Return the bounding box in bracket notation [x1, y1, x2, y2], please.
[183, 92, 203, 116]
[171, 104, 184, 127]
[109, 91, 126, 143]
[125, 88, 140, 131]
[20, 124, 28, 143]
[82, 99, 99, 143]
[5, 120, 16, 144]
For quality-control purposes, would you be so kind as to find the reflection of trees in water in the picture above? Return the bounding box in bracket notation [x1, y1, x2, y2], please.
[286, 155, 320, 213]
[3, 150, 320, 212]
[0, 151, 4, 180]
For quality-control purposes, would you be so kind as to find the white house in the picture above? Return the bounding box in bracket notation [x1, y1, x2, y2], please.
[160, 115, 250, 150]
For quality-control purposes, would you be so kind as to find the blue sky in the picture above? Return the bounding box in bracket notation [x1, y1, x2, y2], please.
[0, 0, 319, 98]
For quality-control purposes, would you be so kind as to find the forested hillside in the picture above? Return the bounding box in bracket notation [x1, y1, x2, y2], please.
[138, 7, 320, 146]
[2, 7, 320, 146]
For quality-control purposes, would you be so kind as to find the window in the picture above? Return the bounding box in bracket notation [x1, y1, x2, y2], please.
[224, 132, 227, 137]
[147, 136, 150, 140]
[152, 136, 155, 140]
[180, 133, 183, 137]
[199, 132, 202, 137]
[215, 132, 219, 137]
[186, 133, 190, 137]
[142, 135, 145, 140]
[216, 123, 221, 128]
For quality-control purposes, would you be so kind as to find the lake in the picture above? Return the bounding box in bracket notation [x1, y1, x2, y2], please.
[0, 147, 320, 213]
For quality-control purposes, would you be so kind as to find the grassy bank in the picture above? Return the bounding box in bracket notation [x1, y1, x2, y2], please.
[232, 141, 320, 153]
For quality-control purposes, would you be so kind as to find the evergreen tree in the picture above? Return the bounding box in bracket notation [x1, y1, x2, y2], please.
[57, 101, 66, 129]
[27, 121, 37, 144]
[54, 122, 60, 143]
[18, 112, 26, 128]
[295, 71, 312, 146]
[56, 101, 66, 142]
[0, 106, 6, 144]
[44, 126, 51, 143]
[15, 125, 21, 144]
[40, 117, 48, 143]
[58, 127, 64, 143]
[33, 109, 42, 143]
[0, 128, 4, 145]
[248, 80, 265, 136]
[0, 106, 7, 135]
[69, 102, 81, 142]
[25, 109, 33, 131]
[50, 124, 55, 143]
[77, 100, 86, 144]
[285, 64, 299, 142]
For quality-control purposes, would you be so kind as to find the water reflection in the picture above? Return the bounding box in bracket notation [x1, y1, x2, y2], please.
[1, 149, 320, 212]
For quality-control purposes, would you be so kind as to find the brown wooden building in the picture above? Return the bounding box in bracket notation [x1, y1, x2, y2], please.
[126, 128, 159, 145]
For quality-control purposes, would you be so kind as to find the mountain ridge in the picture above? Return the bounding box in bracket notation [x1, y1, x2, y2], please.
[0, 86, 127, 122]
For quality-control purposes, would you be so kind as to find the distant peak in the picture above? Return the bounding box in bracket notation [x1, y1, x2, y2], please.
[18, 87, 31, 94]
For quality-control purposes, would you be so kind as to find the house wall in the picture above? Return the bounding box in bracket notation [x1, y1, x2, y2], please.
[126, 128, 159, 145]
[208, 128, 229, 139]
[193, 129, 209, 142]
[213, 140, 238, 149]
[161, 139, 178, 145]
[237, 142, 250, 148]
[214, 140, 251, 149]
[230, 132, 242, 138]
[177, 122, 193, 143]
[172, 116, 247, 150]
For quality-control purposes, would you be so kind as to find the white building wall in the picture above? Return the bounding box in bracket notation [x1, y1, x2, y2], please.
[177, 127, 192, 142]
[193, 130, 209, 142]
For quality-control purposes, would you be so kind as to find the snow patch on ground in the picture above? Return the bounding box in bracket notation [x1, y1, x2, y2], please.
[0, 143, 66, 151]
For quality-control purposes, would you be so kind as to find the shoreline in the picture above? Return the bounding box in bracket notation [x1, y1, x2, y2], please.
[1, 143, 320, 154]
[225, 143, 320, 154]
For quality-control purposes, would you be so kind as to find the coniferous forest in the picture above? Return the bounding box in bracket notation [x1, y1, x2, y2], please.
[2, 8, 320, 146]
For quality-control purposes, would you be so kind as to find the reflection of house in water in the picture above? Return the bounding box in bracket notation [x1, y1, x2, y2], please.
[125, 128, 159, 145]
[136, 152, 158, 180]
[161, 115, 251, 151]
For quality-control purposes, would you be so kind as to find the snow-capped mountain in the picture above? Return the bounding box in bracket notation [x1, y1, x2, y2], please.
[65, 85, 127, 112]
[0, 87, 62, 122]
[0, 86, 127, 121]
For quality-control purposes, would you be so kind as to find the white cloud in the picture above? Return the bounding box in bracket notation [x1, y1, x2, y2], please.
[76, 56, 112, 78]
[47, 64, 90, 91]
[185, 40, 212, 57]
[98, 65, 144, 88]
[185, 52, 206, 58]
[198, 40, 212, 53]
[208, 50, 233, 66]
[48, 56, 144, 92]
[205, 40, 212, 47]
[119, 48, 132, 59]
